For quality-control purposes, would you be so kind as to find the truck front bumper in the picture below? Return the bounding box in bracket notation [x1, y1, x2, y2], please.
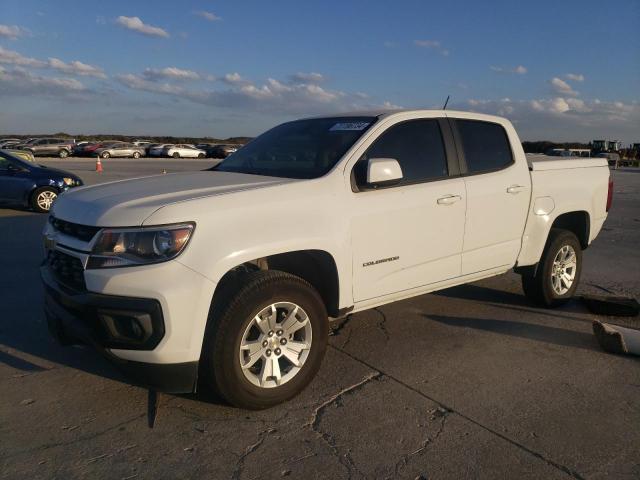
[41, 265, 199, 393]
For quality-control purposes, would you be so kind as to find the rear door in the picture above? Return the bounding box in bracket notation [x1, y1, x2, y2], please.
[350, 118, 467, 302]
[449, 117, 531, 275]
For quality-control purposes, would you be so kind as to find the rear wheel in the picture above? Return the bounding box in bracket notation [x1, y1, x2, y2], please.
[197, 153, 205, 159]
[132, 151, 141, 159]
[31, 187, 58, 213]
[201, 270, 328, 409]
[101, 151, 110, 159]
[58, 149, 69, 158]
[521, 228, 582, 307]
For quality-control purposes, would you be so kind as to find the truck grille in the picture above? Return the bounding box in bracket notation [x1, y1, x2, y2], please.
[46, 250, 86, 291]
[49, 216, 101, 242]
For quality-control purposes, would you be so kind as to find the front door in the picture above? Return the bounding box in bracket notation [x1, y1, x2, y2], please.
[349, 118, 467, 302]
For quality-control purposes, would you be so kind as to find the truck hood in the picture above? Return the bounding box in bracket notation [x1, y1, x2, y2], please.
[51, 171, 295, 226]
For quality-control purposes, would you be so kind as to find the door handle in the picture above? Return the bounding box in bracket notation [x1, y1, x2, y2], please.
[506, 185, 526, 194]
[437, 194, 462, 205]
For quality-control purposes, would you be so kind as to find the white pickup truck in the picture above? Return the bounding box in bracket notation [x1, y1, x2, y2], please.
[41, 110, 612, 409]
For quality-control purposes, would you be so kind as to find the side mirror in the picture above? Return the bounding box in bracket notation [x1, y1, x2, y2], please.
[367, 158, 403, 186]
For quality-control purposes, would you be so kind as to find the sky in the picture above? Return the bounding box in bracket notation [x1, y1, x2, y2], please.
[0, 0, 638, 142]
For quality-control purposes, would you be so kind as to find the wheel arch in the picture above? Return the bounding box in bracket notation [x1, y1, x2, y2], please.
[211, 249, 341, 318]
[516, 209, 590, 274]
[550, 210, 590, 249]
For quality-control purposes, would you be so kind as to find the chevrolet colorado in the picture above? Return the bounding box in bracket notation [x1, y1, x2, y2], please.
[41, 110, 612, 409]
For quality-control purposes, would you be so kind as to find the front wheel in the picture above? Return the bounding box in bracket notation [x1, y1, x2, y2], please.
[521, 228, 582, 307]
[201, 271, 328, 409]
[132, 151, 141, 159]
[58, 149, 69, 158]
[101, 151, 110, 159]
[172, 152, 180, 159]
[31, 187, 58, 213]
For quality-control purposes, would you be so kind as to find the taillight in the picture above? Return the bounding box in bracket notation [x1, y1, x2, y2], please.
[606, 178, 613, 212]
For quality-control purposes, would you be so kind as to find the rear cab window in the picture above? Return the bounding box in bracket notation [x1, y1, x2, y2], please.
[453, 119, 513, 174]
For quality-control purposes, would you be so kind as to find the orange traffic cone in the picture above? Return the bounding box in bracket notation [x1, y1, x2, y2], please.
[96, 157, 103, 173]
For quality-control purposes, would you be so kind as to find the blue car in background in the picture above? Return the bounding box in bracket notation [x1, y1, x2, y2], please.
[0, 150, 83, 213]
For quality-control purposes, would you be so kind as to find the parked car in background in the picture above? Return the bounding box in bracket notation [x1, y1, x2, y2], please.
[148, 144, 173, 157]
[71, 141, 93, 155]
[133, 140, 153, 147]
[5, 149, 35, 162]
[17, 138, 75, 158]
[0, 149, 82, 212]
[0, 138, 21, 148]
[195, 143, 220, 157]
[210, 144, 241, 159]
[74, 141, 124, 157]
[95, 143, 145, 159]
[164, 144, 206, 158]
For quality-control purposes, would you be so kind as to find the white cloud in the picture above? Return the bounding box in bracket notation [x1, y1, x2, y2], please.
[414, 40, 449, 56]
[115, 73, 188, 96]
[0, 46, 46, 67]
[115, 70, 398, 115]
[289, 72, 325, 84]
[222, 72, 249, 86]
[0, 24, 26, 40]
[565, 73, 585, 82]
[116, 16, 169, 38]
[0, 66, 87, 97]
[194, 11, 221, 21]
[48, 58, 107, 78]
[490, 65, 527, 74]
[550, 77, 579, 96]
[461, 96, 640, 142]
[142, 67, 200, 81]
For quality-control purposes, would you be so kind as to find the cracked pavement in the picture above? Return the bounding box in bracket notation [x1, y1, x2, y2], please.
[1, 160, 639, 479]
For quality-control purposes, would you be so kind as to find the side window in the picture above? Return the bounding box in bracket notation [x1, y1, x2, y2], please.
[0, 157, 11, 170]
[455, 120, 513, 173]
[354, 119, 448, 188]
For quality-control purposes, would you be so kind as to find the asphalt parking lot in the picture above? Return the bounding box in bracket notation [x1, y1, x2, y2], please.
[1, 159, 639, 479]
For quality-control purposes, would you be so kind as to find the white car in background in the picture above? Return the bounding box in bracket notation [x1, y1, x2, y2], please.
[148, 144, 173, 157]
[164, 144, 207, 159]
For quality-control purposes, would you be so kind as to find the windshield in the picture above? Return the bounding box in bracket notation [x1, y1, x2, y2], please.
[0, 150, 32, 168]
[215, 116, 377, 179]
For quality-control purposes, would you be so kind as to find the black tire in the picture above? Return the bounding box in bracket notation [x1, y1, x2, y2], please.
[58, 149, 69, 158]
[172, 152, 180, 159]
[132, 151, 141, 159]
[101, 151, 110, 159]
[197, 153, 205, 159]
[201, 270, 328, 409]
[30, 186, 58, 213]
[521, 228, 583, 308]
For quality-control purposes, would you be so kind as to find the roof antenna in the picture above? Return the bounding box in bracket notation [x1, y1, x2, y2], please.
[443, 95, 450, 110]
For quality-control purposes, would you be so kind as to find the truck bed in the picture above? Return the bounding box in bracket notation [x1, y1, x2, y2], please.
[526, 154, 608, 171]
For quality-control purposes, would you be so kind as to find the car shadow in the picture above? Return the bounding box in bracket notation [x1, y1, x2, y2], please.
[433, 283, 594, 323]
[425, 314, 600, 351]
[0, 211, 224, 406]
[434, 283, 531, 307]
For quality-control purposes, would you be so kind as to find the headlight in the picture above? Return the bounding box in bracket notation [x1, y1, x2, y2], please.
[63, 177, 75, 186]
[87, 223, 194, 269]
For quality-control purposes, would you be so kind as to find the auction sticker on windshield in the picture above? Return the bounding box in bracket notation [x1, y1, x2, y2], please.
[329, 122, 370, 131]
